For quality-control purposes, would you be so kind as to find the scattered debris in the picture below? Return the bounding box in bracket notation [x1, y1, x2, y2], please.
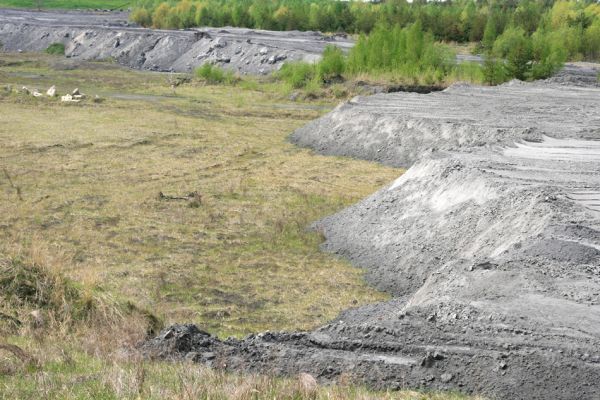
[158, 191, 202, 207]
[61, 93, 79, 102]
[2, 168, 23, 201]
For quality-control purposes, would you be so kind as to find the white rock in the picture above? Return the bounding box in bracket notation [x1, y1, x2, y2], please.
[61, 94, 80, 102]
[46, 86, 56, 97]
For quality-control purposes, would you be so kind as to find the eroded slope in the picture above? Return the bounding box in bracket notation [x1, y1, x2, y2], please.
[0, 8, 351, 74]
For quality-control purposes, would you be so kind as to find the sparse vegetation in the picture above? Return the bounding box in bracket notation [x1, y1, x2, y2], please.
[277, 23, 475, 88]
[194, 62, 237, 84]
[277, 61, 317, 89]
[45, 43, 65, 56]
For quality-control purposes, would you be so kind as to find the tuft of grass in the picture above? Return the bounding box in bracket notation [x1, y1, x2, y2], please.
[194, 63, 237, 85]
[0, 255, 81, 317]
[276, 61, 316, 89]
[45, 43, 65, 56]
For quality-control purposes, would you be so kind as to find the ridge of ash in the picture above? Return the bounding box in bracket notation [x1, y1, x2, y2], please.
[0, 8, 352, 75]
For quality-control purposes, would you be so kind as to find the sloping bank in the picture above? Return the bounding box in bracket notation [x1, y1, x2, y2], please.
[0, 8, 351, 74]
[144, 71, 600, 398]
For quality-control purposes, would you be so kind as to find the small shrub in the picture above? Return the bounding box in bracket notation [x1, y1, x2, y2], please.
[302, 77, 323, 98]
[194, 63, 236, 84]
[45, 43, 65, 56]
[277, 62, 316, 89]
[0, 254, 161, 334]
[451, 61, 484, 84]
[492, 27, 532, 80]
[330, 84, 348, 98]
[130, 7, 152, 27]
[317, 45, 345, 83]
[482, 56, 509, 85]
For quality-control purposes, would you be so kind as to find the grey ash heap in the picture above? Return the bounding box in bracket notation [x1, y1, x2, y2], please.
[0, 8, 351, 74]
[145, 68, 600, 400]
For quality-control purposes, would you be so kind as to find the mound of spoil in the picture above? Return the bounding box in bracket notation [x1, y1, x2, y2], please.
[146, 77, 600, 399]
[290, 74, 600, 167]
[0, 8, 352, 74]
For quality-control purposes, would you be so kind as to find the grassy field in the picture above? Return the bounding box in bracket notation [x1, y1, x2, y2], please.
[0, 54, 400, 337]
[0, 0, 130, 10]
[0, 54, 482, 399]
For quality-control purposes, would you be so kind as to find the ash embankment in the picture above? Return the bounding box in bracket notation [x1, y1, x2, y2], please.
[290, 69, 600, 167]
[0, 8, 352, 74]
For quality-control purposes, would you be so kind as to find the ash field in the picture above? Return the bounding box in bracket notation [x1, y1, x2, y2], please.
[146, 74, 600, 399]
[3, 8, 600, 400]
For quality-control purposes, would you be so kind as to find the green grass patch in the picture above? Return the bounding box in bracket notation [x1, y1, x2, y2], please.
[194, 63, 237, 85]
[45, 43, 65, 56]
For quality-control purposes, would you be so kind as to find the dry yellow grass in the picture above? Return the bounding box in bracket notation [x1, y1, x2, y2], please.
[0, 54, 399, 337]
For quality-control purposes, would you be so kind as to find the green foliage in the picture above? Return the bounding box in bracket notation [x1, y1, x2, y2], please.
[345, 23, 456, 84]
[530, 27, 568, 79]
[482, 56, 509, 85]
[194, 63, 236, 84]
[450, 61, 485, 83]
[492, 27, 533, 80]
[276, 61, 316, 89]
[482, 12, 497, 52]
[45, 43, 65, 56]
[276, 23, 484, 87]
[484, 23, 567, 83]
[130, 7, 152, 27]
[317, 45, 345, 83]
[127, 0, 600, 65]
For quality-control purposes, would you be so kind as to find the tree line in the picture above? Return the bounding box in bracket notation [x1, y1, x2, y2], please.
[131, 0, 600, 61]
